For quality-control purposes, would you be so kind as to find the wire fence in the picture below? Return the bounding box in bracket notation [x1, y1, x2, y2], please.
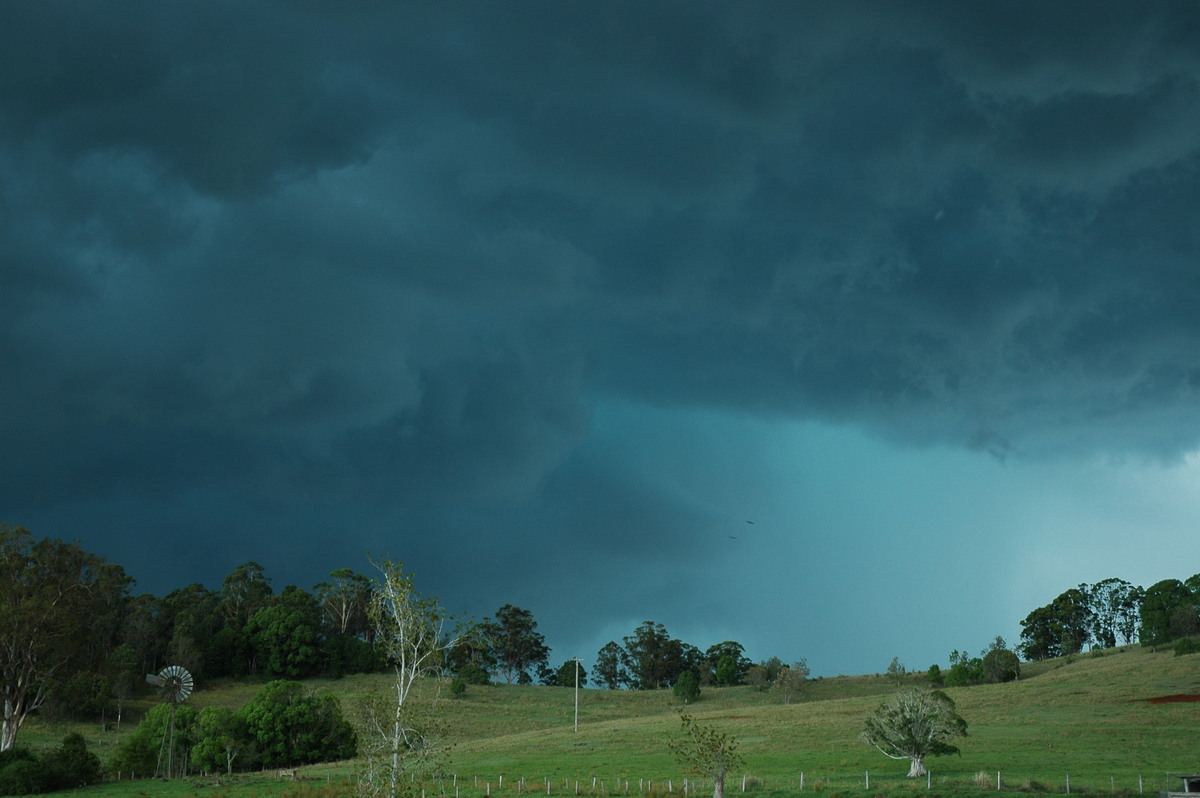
[406, 771, 1186, 798]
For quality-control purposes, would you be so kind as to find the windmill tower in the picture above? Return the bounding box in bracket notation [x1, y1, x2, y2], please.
[145, 665, 193, 778]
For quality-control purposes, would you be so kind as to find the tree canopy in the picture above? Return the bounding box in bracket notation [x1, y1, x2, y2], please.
[482, 604, 550, 684]
[0, 526, 120, 751]
[860, 689, 968, 778]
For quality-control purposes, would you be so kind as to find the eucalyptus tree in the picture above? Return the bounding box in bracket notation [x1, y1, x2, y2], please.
[357, 559, 459, 797]
[0, 526, 117, 751]
[593, 641, 627, 689]
[622, 621, 690, 689]
[1087, 578, 1143, 647]
[481, 604, 549, 684]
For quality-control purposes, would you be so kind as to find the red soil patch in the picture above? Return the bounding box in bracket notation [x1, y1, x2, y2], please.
[1145, 693, 1200, 703]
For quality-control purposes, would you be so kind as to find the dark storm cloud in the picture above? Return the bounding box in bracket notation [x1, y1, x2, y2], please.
[3, 1, 1200, 668]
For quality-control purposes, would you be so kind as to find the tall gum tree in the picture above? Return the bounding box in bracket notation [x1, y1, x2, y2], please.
[0, 526, 111, 751]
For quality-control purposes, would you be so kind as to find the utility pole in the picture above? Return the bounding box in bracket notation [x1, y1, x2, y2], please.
[574, 657, 580, 732]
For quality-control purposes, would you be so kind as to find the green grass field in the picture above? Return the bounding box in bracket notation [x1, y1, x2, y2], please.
[17, 644, 1200, 797]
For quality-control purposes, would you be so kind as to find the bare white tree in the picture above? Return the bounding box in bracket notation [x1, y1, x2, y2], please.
[356, 559, 458, 797]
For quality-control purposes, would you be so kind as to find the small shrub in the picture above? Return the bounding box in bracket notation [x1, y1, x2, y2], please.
[457, 663, 490, 685]
[1174, 637, 1199, 656]
[972, 771, 992, 789]
[673, 670, 700, 704]
[927, 664, 942, 686]
[449, 677, 467, 697]
[41, 732, 102, 790]
[0, 748, 49, 795]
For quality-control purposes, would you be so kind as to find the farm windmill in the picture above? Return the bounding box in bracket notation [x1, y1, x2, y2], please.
[146, 665, 193, 777]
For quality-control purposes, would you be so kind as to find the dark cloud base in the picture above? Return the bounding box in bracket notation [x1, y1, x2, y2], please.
[3, 1, 1200, 674]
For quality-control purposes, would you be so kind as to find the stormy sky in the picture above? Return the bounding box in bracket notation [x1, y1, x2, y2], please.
[3, 1, 1200, 677]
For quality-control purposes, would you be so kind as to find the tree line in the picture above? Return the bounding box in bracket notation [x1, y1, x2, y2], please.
[1016, 574, 1200, 660]
[1, 526, 814, 756]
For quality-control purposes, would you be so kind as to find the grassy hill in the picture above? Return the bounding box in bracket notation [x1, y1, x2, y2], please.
[20, 644, 1200, 797]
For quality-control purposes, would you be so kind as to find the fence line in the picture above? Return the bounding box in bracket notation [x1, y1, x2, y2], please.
[410, 771, 1173, 796]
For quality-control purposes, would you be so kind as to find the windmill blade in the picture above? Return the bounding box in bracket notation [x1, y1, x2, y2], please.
[152, 665, 195, 704]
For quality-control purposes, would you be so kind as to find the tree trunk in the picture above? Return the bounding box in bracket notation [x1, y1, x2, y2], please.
[907, 755, 926, 778]
[1, 718, 18, 752]
[713, 774, 725, 798]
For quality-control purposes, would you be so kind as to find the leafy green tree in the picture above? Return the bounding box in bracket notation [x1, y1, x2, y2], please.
[926, 664, 942, 687]
[218, 562, 274, 676]
[191, 706, 248, 775]
[314, 568, 373, 638]
[944, 649, 983, 686]
[1137, 576, 1195, 643]
[241, 680, 355, 768]
[1019, 604, 1060, 660]
[456, 662, 490, 685]
[220, 562, 274, 626]
[594, 641, 627, 689]
[161, 583, 221, 677]
[1053, 588, 1093, 654]
[0, 526, 118, 751]
[673, 670, 700, 704]
[541, 659, 588, 687]
[112, 702, 198, 778]
[1088, 578, 1144, 647]
[1140, 579, 1191, 646]
[481, 604, 549, 684]
[669, 713, 743, 798]
[621, 621, 690, 689]
[706, 641, 751, 685]
[982, 648, 1020, 683]
[1019, 587, 1092, 659]
[120, 592, 168, 676]
[759, 656, 786, 683]
[46, 670, 113, 721]
[247, 586, 323, 679]
[860, 689, 967, 777]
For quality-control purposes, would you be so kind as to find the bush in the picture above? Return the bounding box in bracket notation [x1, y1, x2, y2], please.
[1174, 637, 1199, 656]
[982, 648, 1020, 683]
[0, 734, 102, 795]
[449, 677, 467, 698]
[111, 703, 198, 779]
[0, 748, 48, 796]
[240, 680, 356, 768]
[457, 662, 490, 685]
[41, 733, 102, 791]
[673, 670, 700, 704]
